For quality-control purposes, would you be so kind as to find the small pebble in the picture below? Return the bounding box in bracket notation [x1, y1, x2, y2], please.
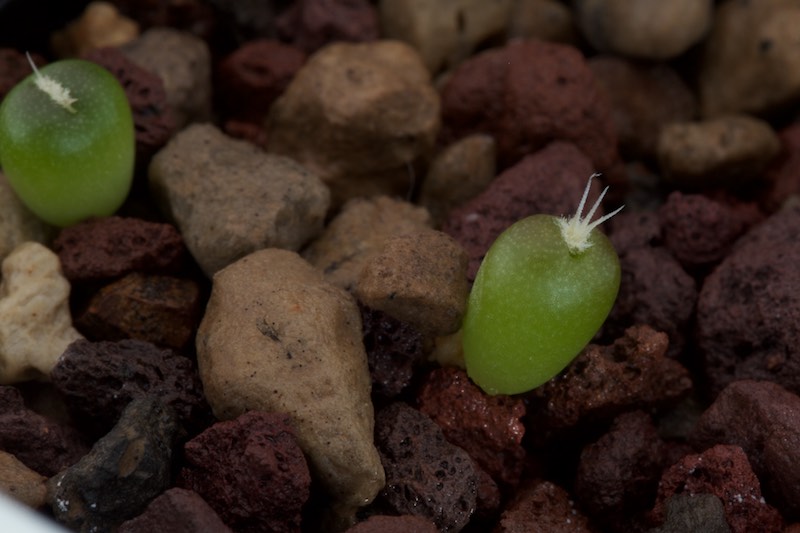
[0, 449, 47, 508]
[53, 216, 186, 283]
[303, 195, 432, 291]
[118, 488, 232, 533]
[149, 123, 330, 276]
[440, 39, 617, 170]
[692, 380, 800, 519]
[276, 0, 379, 54]
[379, 0, 513, 73]
[0, 386, 88, 478]
[47, 397, 180, 532]
[657, 114, 781, 188]
[652, 444, 784, 533]
[0, 173, 52, 265]
[51, 338, 209, 437]
[494, 479, 592, 533]
[506, 0, 578, 44]
[574, 0, 712, 60]
[648, 493, 731, 533]
[374, 402, 477, 532]
[267, 40, 440, 207]
[0, 242, 83, 384]
[356, 228, 469, 336]
[196, 248, 384, 524]
[76, 273, 202, 351]
[51, 1, 139, 57]
[122, 27, 212, 128]
[178, 412, 310, 533]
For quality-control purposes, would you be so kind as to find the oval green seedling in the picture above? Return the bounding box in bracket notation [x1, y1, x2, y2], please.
[0, 54, 134, 227]
[462, 175, 623, 395]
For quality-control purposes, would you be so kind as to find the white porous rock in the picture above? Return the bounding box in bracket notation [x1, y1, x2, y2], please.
[0, 242, 83, 384]
[196, 248, 384, 524]
[0, 173, 52, 265]
[149, 123, 330, 277]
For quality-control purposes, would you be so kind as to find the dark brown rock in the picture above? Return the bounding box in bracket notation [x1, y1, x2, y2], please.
[659, 191, 761, 270]
[359, 303, 425, 401]
[691, 380, 800, 520]
[344, 514, 438, 533]
[216, 39, 306, 124]
[575, 411, 666, 526]
[609, 210, 663, 255]
[118, 488, 232, 533]
[528, 326, 692, 434]
[76, 272, 202, 351]
[494, 479, 592, 533]
[0, 385, 88, 477]
[53, 216, 186, 283]
[178, 411, 311, 533]
[440, 39, 618, 171]
[442, 141, 598, 281]
[652, 445, 784, 533]
[83, 46, 176, 165]
[648, 493, 731, 533]
[47, 397, 180, 532]
[51, 339, 208, 436]
[696, 204, 800, 396]
[276, 0, 379, 54]
[417, 367, 526, 489]
[375, 402, 477, 532]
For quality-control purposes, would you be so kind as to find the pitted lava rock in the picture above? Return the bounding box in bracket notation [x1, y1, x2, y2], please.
[51, 339, 208, 436]
[651, 444, 784, 533]
[442, 141, 598, 281]
[494, 479, 592, 533]
[440, 39, 618, 170]
[119, 487, 232, 533]
[691, 380, 800, 519]
[275, 0, 379, 54]
[697, 204, 800, 396]
[344, 514, 438, 533]
[216, 39, 306, 124]
[609, 210, 663, 255]
[0, 386, 88, 477]
[76, 272, 202, 351]
[527, 325, 692, 435]
[83, 46, 176, 165]
[658, 191, 761, 270]
[359, 303, 425, 401]
[416, 367, 526, 489]
[178, 411, 311, 533]
[575, 411, 666, 527]
[53, 216, 186, 283]
[374, 402, 477, 532]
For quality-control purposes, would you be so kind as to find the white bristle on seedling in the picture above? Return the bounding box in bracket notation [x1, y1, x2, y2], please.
[26, 52, 78, 114]
[556, 173, 624, 255]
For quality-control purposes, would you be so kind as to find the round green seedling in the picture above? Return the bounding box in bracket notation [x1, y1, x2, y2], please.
[0, 56, 134, 227]
[462, 176, 623, 395]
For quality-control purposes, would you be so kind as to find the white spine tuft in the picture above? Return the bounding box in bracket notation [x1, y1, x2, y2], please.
[556, 173, 624, 255]
[26, 52, 78, 114]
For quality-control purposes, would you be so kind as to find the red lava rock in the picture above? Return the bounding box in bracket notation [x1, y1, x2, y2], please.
[76, 272, 202, 351]
[275, 0, 379, 54]
[216, 39, 305, 124]
[118, 487, 232, 533]
[528, 325, 692, 434]
[762, 121, 800, 213]
[574, 411, 666, 528]
[442, 141, 598, 281]
[440, 39, 618, 171]
[344, 514, 438, 533]
[691, 380, 800, 520]
[178, 411, 311, 533]
[416, 367, 526, 489]
[494, 479, 592, 533]
[0, 48, 46, 100]
[658, 191, 761, 270]
[374, 402, 477, 532]
[696, 204, 800, 396]
[0, 385, 88, 477]
[83, 47, 176, 165]
[53, 216, 186, 283]
[50, 339, 208, 436]
[359, 303, 425, 401]
[652, 444, 784, 533]
[608, 210, 663, 255]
